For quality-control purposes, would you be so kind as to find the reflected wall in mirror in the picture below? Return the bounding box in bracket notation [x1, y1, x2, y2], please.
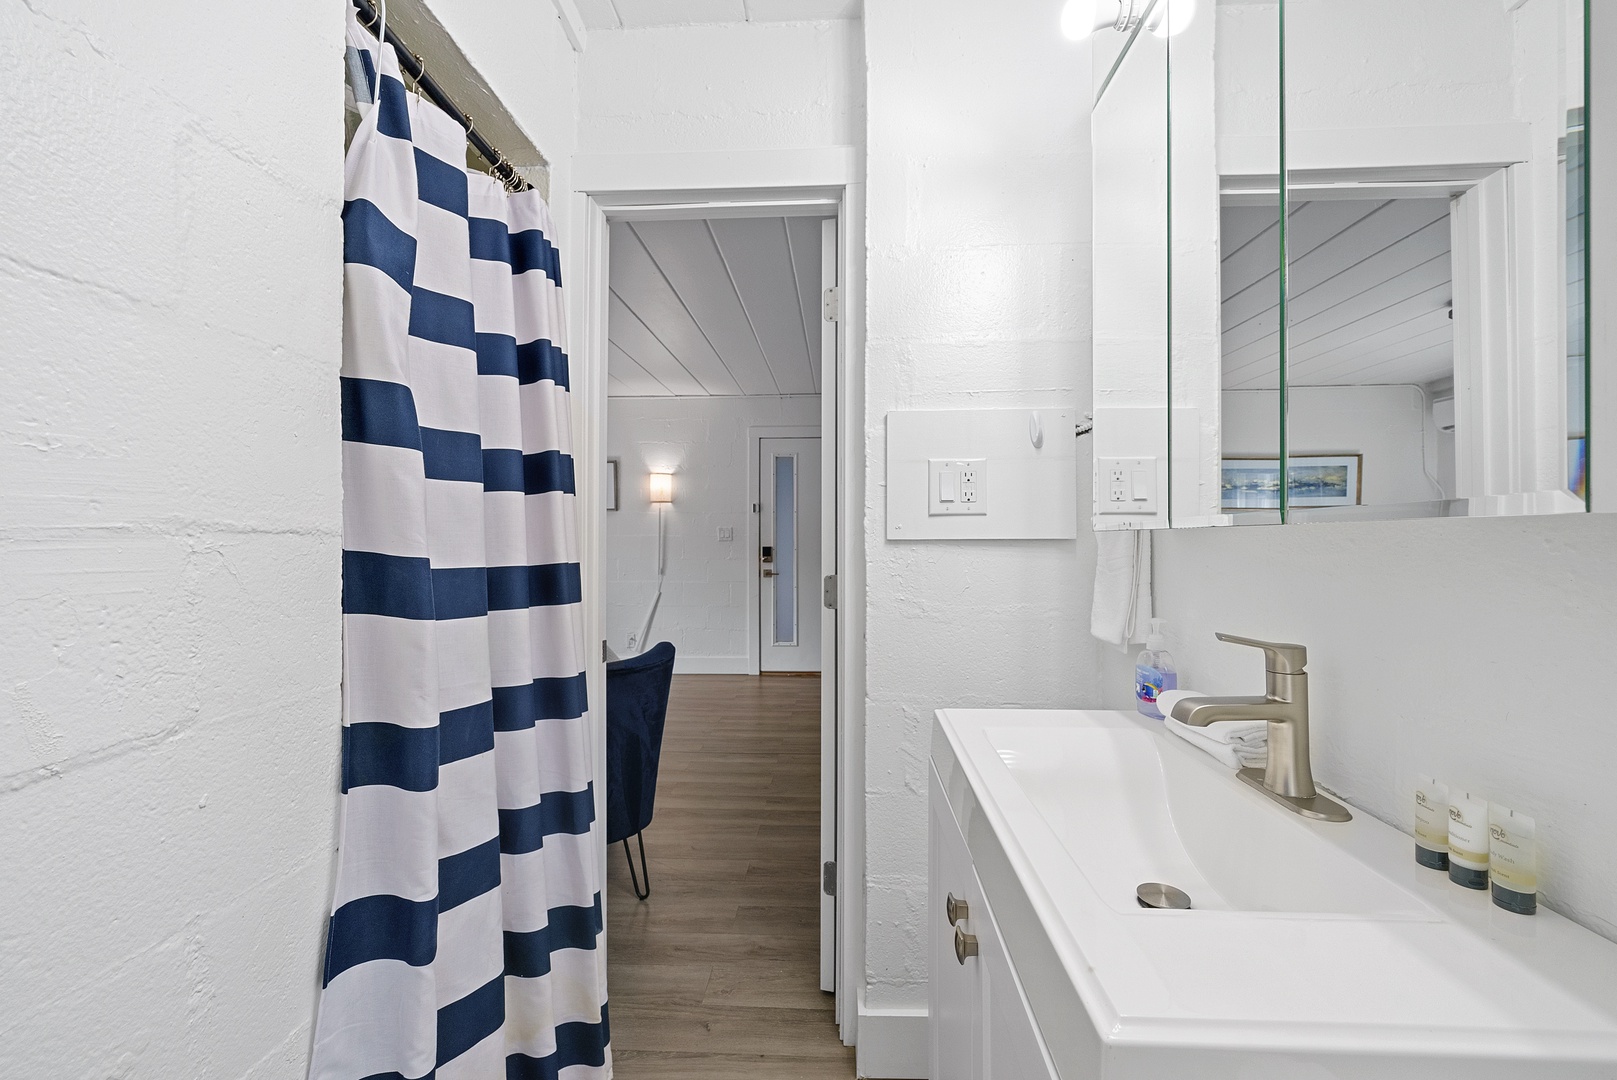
[1090, 0, 1172, 530]
[1282, 0, 1588, 522]
[1224, 194, 1456, 514]
[1169, 1, 1284, 527]
[1095, 0, 1595, 529]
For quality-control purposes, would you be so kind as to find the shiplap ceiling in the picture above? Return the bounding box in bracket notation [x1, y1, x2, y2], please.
[609, 217, 828, 397]
[1221, 197, 1454, 391]
[575, 0, 861, 30]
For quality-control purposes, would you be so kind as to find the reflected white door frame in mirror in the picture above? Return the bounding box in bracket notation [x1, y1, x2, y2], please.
[1090, 0, 1597, 529]
[1089, 0, 1173, 530]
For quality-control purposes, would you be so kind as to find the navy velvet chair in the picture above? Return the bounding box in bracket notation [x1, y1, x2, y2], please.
[605, 641, 676, 900]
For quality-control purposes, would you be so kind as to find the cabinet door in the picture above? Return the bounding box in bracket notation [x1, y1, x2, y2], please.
[930, 772, 983, 1080]
[977, 894, 1060, 1080]
[932, 767, 1061, 1080]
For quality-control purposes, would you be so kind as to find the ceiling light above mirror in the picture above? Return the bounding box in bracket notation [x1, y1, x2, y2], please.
[1061, 0, 1196, 42]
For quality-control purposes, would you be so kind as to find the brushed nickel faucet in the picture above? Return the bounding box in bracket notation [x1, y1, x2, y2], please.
[1169, 632, 1352, 822]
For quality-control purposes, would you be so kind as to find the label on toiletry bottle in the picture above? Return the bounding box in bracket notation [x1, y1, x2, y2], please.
[1488, 805, 1537, 915]
[1447, 793, 1490, 890]
[1414, 778, 1450, 871]
[1135, 665, 1176, 721]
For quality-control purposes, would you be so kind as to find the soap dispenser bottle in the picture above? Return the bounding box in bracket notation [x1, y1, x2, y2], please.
[1135, 618, 1178, 720]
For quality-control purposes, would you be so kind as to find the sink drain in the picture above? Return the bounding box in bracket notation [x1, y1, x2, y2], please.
[1136, 882, 1192, 910]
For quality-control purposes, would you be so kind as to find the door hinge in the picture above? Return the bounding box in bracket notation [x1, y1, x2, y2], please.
[823, 574, 838, 610]
[822, 860, 837, 897]
[822, 286, 841, 322]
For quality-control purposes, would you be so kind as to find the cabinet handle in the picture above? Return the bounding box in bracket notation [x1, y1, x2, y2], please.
[954, 925, 979, 965]
[946, 892, 970, 925]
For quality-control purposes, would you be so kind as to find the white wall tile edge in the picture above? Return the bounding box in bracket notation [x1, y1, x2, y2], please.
[855, 1007, 928, 1079]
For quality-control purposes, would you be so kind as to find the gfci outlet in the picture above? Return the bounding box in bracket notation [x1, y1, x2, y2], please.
[1097, 456, 1158, 515]
[928, 458, 988, 516]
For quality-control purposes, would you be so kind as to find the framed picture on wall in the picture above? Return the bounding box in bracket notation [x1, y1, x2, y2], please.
[605, 458, 620, 511]
[1221, 454, 1362, 510]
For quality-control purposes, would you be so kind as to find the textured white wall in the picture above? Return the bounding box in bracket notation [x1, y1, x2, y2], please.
[577, 18, 863, 156]
[1223, 385, 1444, 505]
[863, 1, 1097, 1012]
[1126, 514, 1617, 943]
[1133, 0, 1617, 951]
[0, 1, 344, 1075]
[0, 1, 580, 1077]
[604, 395, 820, 668]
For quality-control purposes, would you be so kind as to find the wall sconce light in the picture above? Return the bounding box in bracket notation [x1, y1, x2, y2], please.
[648, 471, 674, 504]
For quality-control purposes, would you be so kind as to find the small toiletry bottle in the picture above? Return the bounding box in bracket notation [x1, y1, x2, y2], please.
[1135, 619, 1178, 720]
[1447, 792, 1490, 890]
[1414, 777, 1450, 871]
[1488, 805, 1537, 915]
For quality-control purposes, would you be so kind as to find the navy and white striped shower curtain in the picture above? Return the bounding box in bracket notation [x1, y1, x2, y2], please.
[311, 17, 609, 1079]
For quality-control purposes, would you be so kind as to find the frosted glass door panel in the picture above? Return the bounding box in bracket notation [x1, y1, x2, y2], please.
[759, 437, 821, 672]
[772, 454, 798, 644]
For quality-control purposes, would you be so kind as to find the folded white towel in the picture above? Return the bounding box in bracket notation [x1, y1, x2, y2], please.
[1164, 714, 1268, 771]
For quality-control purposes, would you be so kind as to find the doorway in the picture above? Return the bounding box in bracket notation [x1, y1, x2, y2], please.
[574, 164, 858, 1059]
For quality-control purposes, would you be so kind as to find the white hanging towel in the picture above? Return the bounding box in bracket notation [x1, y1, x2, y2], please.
[1090, 529, 1152, 646]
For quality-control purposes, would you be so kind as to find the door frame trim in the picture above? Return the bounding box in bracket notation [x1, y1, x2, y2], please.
[749, 427, 821, 674]
[568, 146, 865, 1046]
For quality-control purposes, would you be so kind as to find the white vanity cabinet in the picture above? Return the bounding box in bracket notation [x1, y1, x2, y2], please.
[929, 769, 1060, 1080]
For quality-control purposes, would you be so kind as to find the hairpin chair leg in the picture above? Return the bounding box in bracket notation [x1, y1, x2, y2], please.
[623, 832, 650, 900]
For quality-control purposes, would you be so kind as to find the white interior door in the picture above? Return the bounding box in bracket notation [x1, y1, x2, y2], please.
[759, 437, 822, 672]
[817, 214, 840, 995]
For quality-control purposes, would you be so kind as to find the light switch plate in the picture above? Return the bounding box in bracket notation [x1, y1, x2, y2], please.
[928, 458, 987, 516]
[886, 409, 1076, 540]
[1097, 456, 1158, 514]
[717, 526, 734, 542]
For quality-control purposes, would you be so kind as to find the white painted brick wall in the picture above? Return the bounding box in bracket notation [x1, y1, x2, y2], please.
[0, 1, 579, 1076]
[578, 19, 862, 156]
[862, 1, 1101, 1010]
[0, 1, 345, 1073]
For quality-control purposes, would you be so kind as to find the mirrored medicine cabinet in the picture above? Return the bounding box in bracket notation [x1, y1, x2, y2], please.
[1091, 0, 1596, 528]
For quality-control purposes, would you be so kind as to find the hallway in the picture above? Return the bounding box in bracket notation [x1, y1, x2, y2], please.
[605, 675, 853, 1078]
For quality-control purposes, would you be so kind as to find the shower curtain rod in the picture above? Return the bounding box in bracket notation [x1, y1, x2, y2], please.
[352, 0, 532, 192]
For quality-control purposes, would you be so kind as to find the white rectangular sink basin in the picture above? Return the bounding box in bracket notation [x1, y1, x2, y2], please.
[987, 724, 1434, 918]
[933, 708, 1617, 1079]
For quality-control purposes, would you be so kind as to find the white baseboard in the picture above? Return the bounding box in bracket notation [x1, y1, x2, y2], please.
[855, 1007, 927, 1079]
[672, 655, 755, 675]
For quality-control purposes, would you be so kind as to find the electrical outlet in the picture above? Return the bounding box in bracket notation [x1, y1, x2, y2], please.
[928, 458, 988, 516]
[1097, 457, 1158, 514]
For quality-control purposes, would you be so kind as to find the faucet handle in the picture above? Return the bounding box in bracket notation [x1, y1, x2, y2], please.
[1216, 632, 1307, 674]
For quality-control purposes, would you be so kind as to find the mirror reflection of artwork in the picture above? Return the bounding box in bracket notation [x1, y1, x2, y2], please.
[1222, 455, 1362, 511]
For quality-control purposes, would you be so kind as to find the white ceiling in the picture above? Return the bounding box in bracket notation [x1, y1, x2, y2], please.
[575, 0, 862, 31]
[608, 216, 829, 397]
[1221, 197, 1453, 391]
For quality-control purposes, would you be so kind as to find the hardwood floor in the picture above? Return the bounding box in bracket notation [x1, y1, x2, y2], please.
[606, 674, 855, 1079]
